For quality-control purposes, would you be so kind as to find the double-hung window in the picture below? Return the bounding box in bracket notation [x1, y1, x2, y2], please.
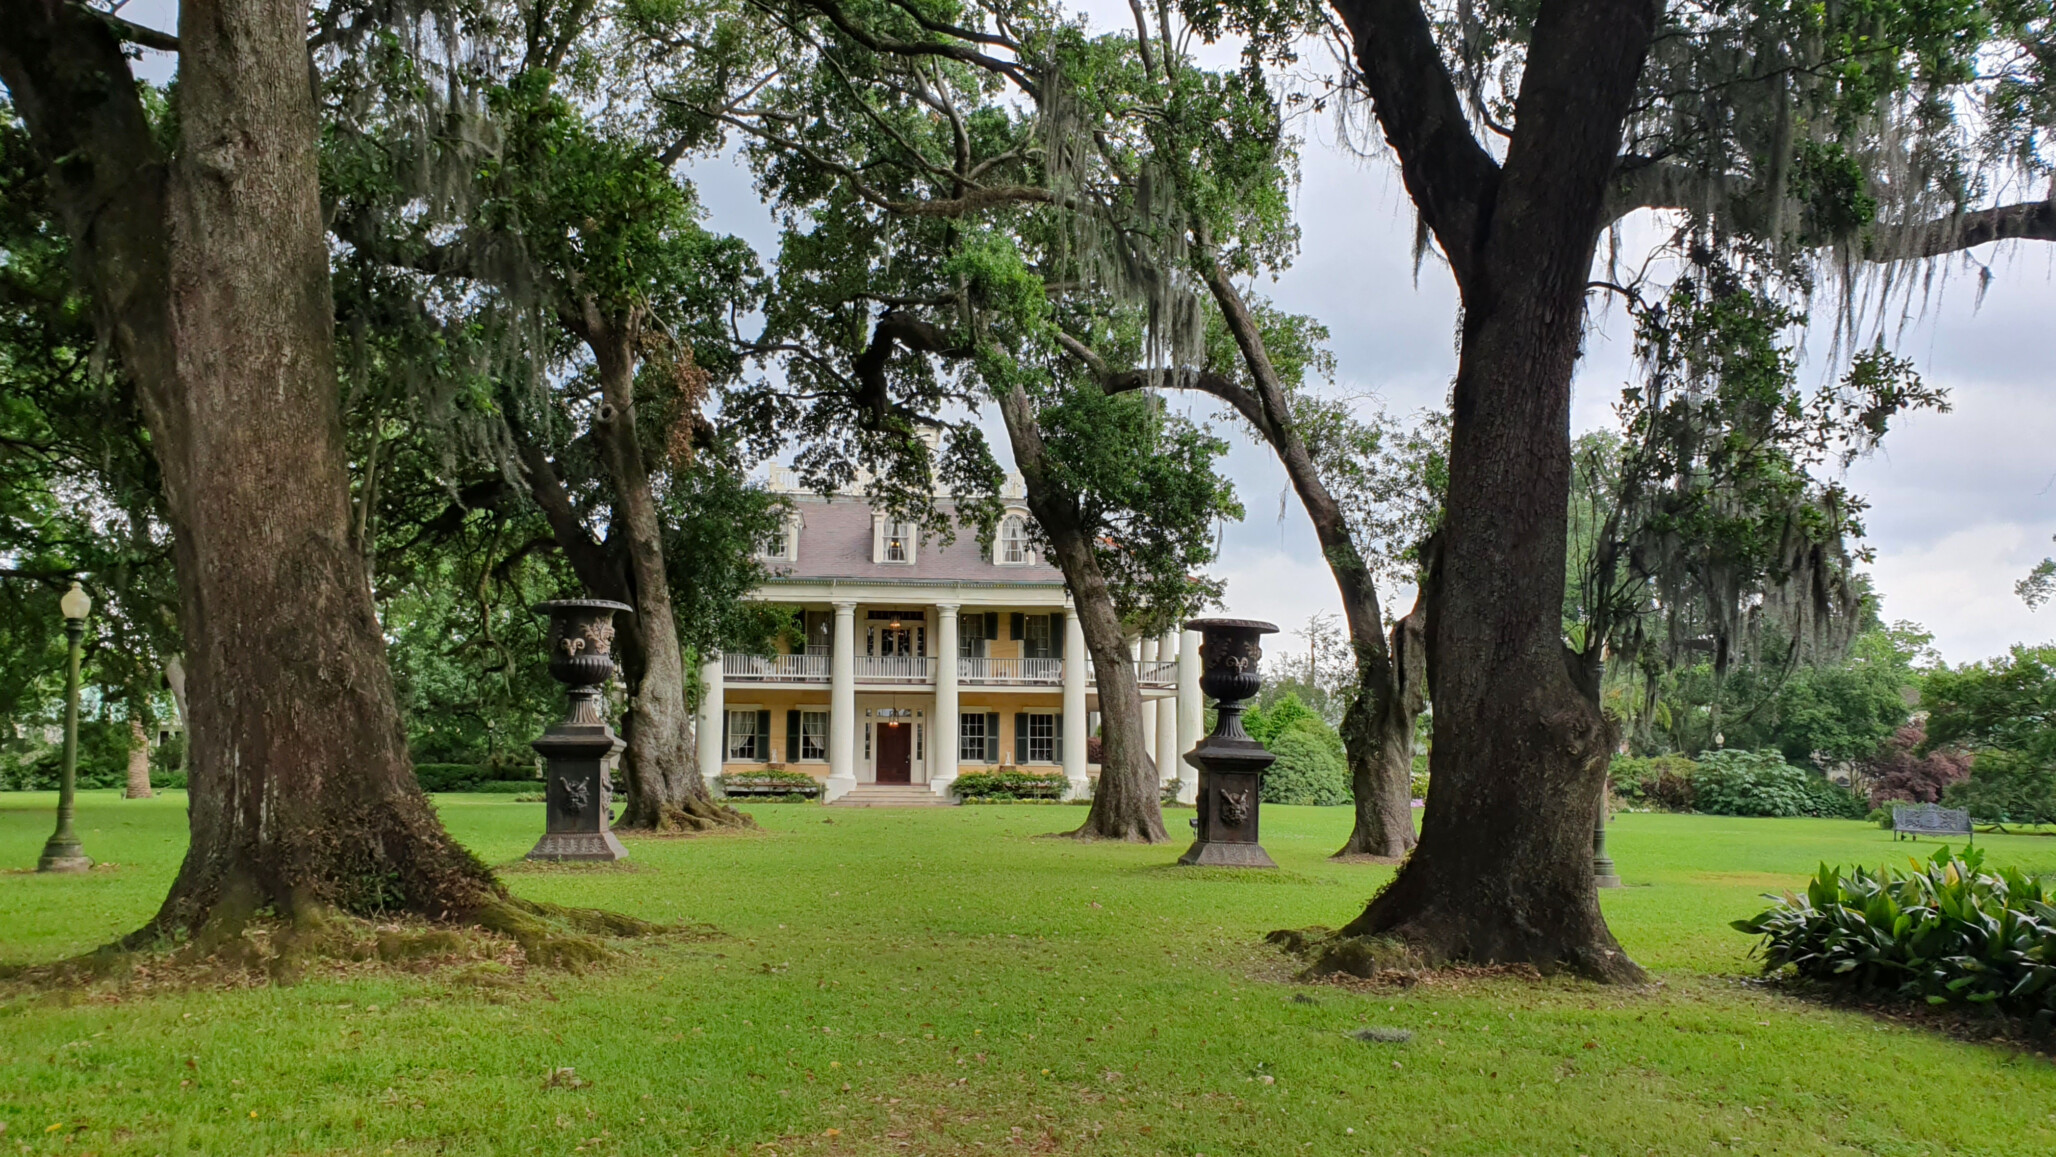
[959, 712, 987, 761]
[726, 709, 764, 761]
[799, 710, 829, 761]
[1000, 516, 1029, 564]
[1023, 712, 1057, 764]
[883, 521, 913, 562]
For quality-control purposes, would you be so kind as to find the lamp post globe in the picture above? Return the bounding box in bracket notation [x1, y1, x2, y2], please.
[38, 581, 93, 873]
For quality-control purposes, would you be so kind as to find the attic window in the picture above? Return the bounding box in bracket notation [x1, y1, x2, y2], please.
[883, 521, 914, 563]
[999, 515, 1030, 564]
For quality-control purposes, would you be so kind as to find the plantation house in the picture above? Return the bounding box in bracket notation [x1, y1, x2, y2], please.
[695, 466, 1204, 803]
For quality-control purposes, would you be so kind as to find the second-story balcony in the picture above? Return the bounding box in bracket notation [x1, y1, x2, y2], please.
[724, 653, 830, 682]
[856, 655, 934, 683]
[721, 653, 1177, 690]
[958, 656, 1063, 685]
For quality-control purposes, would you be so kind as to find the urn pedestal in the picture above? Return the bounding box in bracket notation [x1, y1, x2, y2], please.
[527, 599, 632, 863]
[1177, 617, 1279, 869]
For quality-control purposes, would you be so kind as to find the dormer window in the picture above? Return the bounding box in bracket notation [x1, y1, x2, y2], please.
[999, 515, 1030, 565]
[760, 512, 800, 562]
[874, 518, 916, 565]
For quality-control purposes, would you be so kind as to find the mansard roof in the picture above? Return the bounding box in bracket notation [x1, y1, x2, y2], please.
[767, 495, 1063, 585]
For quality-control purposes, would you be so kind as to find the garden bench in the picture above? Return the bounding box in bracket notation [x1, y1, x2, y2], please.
[1892, 803, 1973, 844]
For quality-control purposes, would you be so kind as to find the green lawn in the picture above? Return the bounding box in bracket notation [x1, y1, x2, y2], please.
[4, 791, 2055, 1156]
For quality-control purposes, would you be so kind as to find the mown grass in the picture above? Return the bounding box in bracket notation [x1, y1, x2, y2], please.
[4, 790, 2055, 1155]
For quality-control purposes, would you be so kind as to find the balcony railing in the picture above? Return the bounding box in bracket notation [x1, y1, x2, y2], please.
[958, 656, 1063, 685]
[720, 653, 1177, 689]
[723, 653, 829, 682]
[1137, 659, 1178, 688]
[1086, 658, 1179, 689]
[855, 655, 933, 683]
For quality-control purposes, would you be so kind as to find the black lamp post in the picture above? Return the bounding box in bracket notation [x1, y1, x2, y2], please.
[38, 582, 93, 873]
[526, 599, 632, 862]
[1177, 617, 1279, 869]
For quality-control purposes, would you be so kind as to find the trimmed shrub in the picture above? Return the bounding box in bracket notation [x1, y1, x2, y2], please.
[1945, 750, 2056, 825]
[413, 762, 484, 792]
[1611, 754, 1698, 811]
[1261, 724, 1350, 806]
[1734, 846, 2056, 1020]
[468, 779, 541, 794]
[150, 770, 188, 790]
[952, 770, 1068, 801]
[1693, 749, 1859, 817]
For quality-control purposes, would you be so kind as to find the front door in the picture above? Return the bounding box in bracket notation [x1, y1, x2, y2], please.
[876, 721, 912, 783]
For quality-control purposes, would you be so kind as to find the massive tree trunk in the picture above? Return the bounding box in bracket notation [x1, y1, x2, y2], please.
[581, 316, 748, 832]
[997, 385, 1165, 842]
[1314, 0, 1656, 980]
[2, 0, 495, 937]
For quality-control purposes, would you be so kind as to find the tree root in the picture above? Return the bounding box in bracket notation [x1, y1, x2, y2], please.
[616, 794, 759, 834]
[3, 896, 697, 992]
[1267, 926, 1426, 981]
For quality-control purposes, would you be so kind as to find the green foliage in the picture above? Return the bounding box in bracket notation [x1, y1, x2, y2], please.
[1611, 754, 1699, 812]
[1693, 749, 1864, 818]
[718, 768, 824, 800]
[950, 770, 1069, 801]
[1260, 725, 1349, 807]
[1242, 693, 1319, 747]
[1734, 847, 2056, 1021]
[414, 763, 488, 793]
[1925, 646, 2056, 824]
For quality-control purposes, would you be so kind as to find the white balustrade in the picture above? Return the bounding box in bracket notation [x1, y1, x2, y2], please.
[722, 653, 830, 682]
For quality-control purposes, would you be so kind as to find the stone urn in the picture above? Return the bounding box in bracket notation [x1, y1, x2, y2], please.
[526, 599, 632, 862]
[1177, 617, 1279, 869]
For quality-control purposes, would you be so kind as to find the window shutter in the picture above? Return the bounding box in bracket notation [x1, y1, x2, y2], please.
[1013, 714, 1028, 762]
[1050, 615, 1064, 659]
[985, 713, 1000, 762]
[1010, 612, 1024, 641]
[757, 709, 772, 761]
[1053, 712, 1064, 750]
[987, 613, 1001, 641]
[787, 710, 800, 763]
[720, 714, 728, 763]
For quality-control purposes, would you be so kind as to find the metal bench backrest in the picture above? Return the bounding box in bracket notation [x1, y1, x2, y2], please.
[1892, 803, 1973, 841]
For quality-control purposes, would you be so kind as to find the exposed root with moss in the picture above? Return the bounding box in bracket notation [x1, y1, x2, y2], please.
[616, 793, 758, 834]
[2, 895, 706, 994]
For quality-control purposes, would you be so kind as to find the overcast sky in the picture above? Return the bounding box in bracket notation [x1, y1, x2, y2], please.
[117, 2, 2056, 663]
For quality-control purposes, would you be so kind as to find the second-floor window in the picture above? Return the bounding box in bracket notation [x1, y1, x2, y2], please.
[761, 525, 789, 560]
[1023, 613, 1055, 659]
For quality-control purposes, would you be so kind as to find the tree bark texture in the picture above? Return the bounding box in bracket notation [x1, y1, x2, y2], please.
[581, 316, 747, 832]
[1336, 589, 1427, 858]
[996, 385, 1166, 842]
[1322, 0, 1657, 980]
[126, 715, 154, 799]
[1, 0, 495, 935]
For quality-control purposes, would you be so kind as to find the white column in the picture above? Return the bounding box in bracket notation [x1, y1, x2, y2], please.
[1175, 627, 1203, 804]
[1156, 629, 1180, 787]
[1139, 636, 1159, 763]
[933, 603, 960, 798]
[827, 600, 858, 801]
[1062, 606, 1089, 800]
[697, 651, 724, 787]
